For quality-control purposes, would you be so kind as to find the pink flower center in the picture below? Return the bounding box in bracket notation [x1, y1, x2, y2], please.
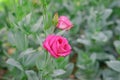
[58, 39, 62, 44]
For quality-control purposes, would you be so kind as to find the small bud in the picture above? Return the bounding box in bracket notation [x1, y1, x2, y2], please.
[52, 12, 59, 25]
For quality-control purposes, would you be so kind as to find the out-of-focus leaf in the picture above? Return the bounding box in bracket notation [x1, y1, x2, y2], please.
[8, 31, 28, 51]
[72, 12, 82, 26]
[102, 68, 120, 80]
[114, 26, 120, 36]
[37, 35, 45, 46]
[77, 38, 91, 46]
[18, 13, 32, 26]
[63, 63, 74, 77]
[90, 53, 96, 63]
[63, 0, 74, 13]
[110, 0, 120, 8]
[104, 30, 113, 39]
[102, 9, 112, 19]
[19, 48, 35, 59]
[56, 57, 69, 69]
[57, 30, 66, 36]
[52, 69, 66, 77]
[92, 32, 108, 42]
[106, 61, 120, 72]
[95, 53, 115, 60]
[24, 52, 40, 67]
[36, 51, 46, 70]
[25, 70, 39, 80]
[6, 58, 23, 71]
[31, 16, 43, 32]
[114, 40, 120, 54]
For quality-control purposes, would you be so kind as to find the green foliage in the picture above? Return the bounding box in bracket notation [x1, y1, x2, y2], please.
[25, 70, 39, 80]
[0, 0, 120, 80]
[6, 58, 23, 71]
[106, 61, 120, 72]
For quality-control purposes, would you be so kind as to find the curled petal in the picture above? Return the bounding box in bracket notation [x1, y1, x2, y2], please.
[43, 34, 71, 58]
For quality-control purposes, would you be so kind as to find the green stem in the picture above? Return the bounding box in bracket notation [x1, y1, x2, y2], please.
[44, 52, 51, 68]
[42, 0, 48, 37]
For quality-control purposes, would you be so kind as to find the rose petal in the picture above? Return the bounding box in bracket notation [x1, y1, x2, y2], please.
[56, 16, 73, 30]
[43, 34, 72, 58]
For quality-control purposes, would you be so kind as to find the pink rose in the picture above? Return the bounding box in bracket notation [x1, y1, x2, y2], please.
[43, 35, 71, 58]
[56, 16, 73, 30]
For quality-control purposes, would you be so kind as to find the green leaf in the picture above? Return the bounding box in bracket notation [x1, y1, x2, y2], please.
[56, 57, 69, 68]
[36, 51, 46, 70]
[102, 68, 120, 80]
[92, 32, 108, 42]
[63, 63, 74, 77]
[31, 16, 43, 32]
[52, 69, 66, 77]
[95, 53, 115, 60]
[77, 38, 91, 46]
[37, 35, 45, 46]
[103, 9, 112, 19]
[114, 40, 120, 54]
[57, 30, 66, 36]
[8, 30, 28, 51]
[6, 58, 23, 71]
[18, 13, 32, 26]
[90, 53, 96, 64]
[25, 70, 39, 80]
[106, 61, 120, 72]
[19, 48, 35, 59]
[24, 52, 40, 67]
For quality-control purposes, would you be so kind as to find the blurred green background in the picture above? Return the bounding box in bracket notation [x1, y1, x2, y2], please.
[0, 0, 120, 80]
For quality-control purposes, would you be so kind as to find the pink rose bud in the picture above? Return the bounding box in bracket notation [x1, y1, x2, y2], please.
[56, 16, 73, 30]
[43, 35, 71, 58]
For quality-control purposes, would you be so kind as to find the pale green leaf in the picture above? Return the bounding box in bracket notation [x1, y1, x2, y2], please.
[6, 58, 23, 71]
[52, 69, 66, 77]
[25, 70, 39, 80]
[106, 61, 120, 72]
